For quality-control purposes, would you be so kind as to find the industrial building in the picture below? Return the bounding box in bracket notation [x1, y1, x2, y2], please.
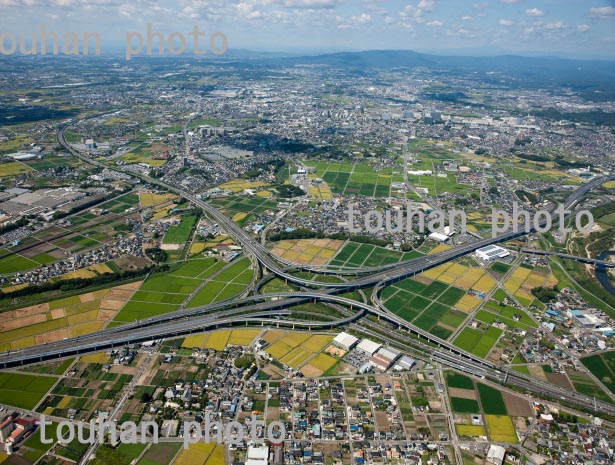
[369, 347, 401, 371]
[475, 245, 510, 261]
[332, 332, 359, 351]
[568, 310, 605, 329]
[246, 445, 270, 465]
[394, 355, 416, 371]
[486, 444, 506, 465]
[356, 339, 382, 356]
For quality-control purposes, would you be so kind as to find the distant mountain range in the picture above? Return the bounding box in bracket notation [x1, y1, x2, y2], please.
[248, 49, 615, 91]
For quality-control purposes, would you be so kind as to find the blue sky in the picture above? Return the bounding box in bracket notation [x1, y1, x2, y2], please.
[0, 0, 614, 58]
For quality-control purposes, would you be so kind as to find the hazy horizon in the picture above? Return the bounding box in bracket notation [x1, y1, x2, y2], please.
[1, 0, 614, 59]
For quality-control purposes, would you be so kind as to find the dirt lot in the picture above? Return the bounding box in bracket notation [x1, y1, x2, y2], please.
[412, 275, 433, 285]
[502, 391, 533, 417]
[35, 328, 70, 344]
[99, 299, 127, 311]
[325, 346, 346, 358]
[267, 406, 280, 421]
[448, 387, 477, 400]
[301, 364, 324, 378]
[546, 372, 574, 391]
[10, 303, 49, 319]
[528, 364, 548, 382]
[375, 411, 390, 431]
[97, 309, 117, 321]
[0, 313, 47, 331]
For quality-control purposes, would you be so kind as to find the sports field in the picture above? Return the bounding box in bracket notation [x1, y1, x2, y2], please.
[270, 238, 344, 265]
[382, 277, 469, 340]
[329, 242, 422, 268]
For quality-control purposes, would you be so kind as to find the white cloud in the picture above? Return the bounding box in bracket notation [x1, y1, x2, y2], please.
[351, 12, 371, 25]
[525, 8, 544, 17]
[461, 15, 473, 21]
[499, 19, 514, 26]
[426, 20, 442, 27]
[235, 2, 264, 19]
[577, 24, 589, 33]
[545, 21, 564, 30]
[589, 6, 615, 19]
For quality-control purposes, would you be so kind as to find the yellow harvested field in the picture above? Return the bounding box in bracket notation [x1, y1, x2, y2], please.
[61, 263, 113, 280]
[428, 244, 451, 255]
[203, 330, 231, 351]
[228, 329, 261, 346]
[205, 444, 225, 465]
[0, 283, 137, 350]
[455, 272, 481, 290]
[256, 190, 272, 198]
[438, 271, 458, 285]
[266, 332, 334, 365]
[0, 161, 33, 177]
[12, 336, 35, 349]
[301, 335, 333, 352]
[172, 442, 217, 465]
[217, 180, 269, 193]
[57, 396, 72, 409]
[280, 347, 313, 368]
[266, 341, 294, 359]
[456, 294, 482, 312]
[603, 181, 615, 189]
[183, 334, 209, 349]
[139, 192, 177, 207]
[473, 275, 496, 293]
[190, 242, 207, 254]
[262, 330, 286, 344]
[67, 309, 99, 326]
[505, 266, 552, 300]
[81, 352, 110, 364]
[455, 424, 486, 437]
[308, 352, 337, 371]
[309, 182, 333, 200]
[278, 332, 311, 347]
[485, 415, 517, 443]
[71, 322, 105, 337]
[232, 212, 248, 222]
[270, 239, 344, 266]
[423, 266, 445, 280]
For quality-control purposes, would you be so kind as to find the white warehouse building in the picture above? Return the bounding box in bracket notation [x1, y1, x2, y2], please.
[475, 245, 510, 261]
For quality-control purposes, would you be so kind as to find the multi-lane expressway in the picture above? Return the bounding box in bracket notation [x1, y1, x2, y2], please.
[50, 121, 615, 416]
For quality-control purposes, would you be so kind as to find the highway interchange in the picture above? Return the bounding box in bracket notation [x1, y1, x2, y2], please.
[1, 122, 611, 418]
